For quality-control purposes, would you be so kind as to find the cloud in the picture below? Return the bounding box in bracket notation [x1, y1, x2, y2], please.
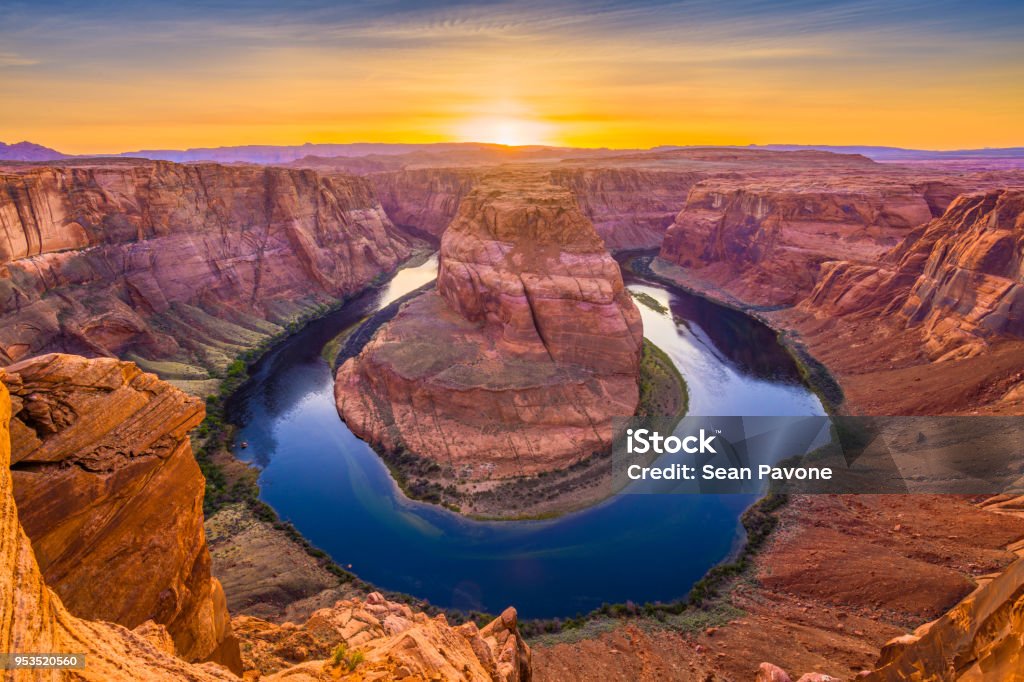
[0, 51, 39, 67]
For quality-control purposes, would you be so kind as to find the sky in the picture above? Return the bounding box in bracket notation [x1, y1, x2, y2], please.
[1, 0, 1022, 154]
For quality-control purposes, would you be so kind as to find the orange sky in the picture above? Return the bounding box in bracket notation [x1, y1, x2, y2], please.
[2, 1, 1023, 154]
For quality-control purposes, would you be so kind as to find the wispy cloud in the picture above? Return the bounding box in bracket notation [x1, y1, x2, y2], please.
[1, 0, 1021, 152]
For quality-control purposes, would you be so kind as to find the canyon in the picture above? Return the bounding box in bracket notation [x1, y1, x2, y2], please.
[0, 160, 413, 393]
[335, 173, 644, 480]
[3, 146, 1024, 680]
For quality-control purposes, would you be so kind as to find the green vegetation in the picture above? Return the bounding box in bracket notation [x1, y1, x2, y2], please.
[630, 290, 669, 315]
[330, 643, 364, 672]
[636, 339, 688, 419]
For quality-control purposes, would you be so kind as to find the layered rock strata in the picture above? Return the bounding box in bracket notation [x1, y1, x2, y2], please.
[336, 176, 643, 476]
[658, 178, 942, 306]
[801, 190, 1024, 360]
[0, 376, 239, 681]
[0, 353, 240, 669]
[0, 161, 412, 391]
[370, 167, 698, 249]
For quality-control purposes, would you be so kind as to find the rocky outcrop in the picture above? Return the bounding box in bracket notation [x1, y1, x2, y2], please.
[0, 375, 239, 681]
[658, 179, 938, 306]
[863, 554, 1024, 680]
[1, 365, 531, 682]
[546, 167, 699, 249]
[0, 353, 240, 670]
[336, 175, 643, 476]
[803, 190, 1024, 360]
[236, 592, 531, 681]
[0, 161, 412, 389]
[758, 553, 1024, 681]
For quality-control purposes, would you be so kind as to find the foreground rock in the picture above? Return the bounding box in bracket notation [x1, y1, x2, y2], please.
[0, 353, 240, 670]
[534, 494, 1024, 681]
[1, 371, 531, 681]
[0, 160, 411, 392]
[336, 175, 643, 477]
[0, 378, 238, 681]
[236, 592, 530, 681]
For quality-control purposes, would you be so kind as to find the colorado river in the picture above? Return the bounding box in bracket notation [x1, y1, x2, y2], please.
[227, 255, 824, 618]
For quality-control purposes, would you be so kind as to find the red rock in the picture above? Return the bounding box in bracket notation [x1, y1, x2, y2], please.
[757, 662, 794, 682]
[0, 353, 239, 670]
[0, 160, 412, 373]
[336, 174, 642, 476]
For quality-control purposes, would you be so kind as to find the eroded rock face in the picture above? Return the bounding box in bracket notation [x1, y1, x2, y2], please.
[0, 161, 412, 383]
[0, 377, 239, 681]
[658, 179, 939, 306]
[236, 592, 531, 681]
[546, 167, 699, 249]
[0, 353, 239, 670]
[336, 176, 642, 476]
[370, 168, 482, 239]
[802, 190, 1024, 360]
[370, 166, 697, 250]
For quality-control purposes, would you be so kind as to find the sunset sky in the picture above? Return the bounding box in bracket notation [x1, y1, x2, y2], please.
[2, 0, 1022, 154]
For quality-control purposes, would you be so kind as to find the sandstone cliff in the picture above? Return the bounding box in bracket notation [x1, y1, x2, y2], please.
[803, 190, 1024, 361]
[370, 166, 697, 250]
[0, 353, 240, 669]
[0, 377, 240, 681]
[336, 175, 643, 477]
[657, 178, 941, 306]
[0, 161, 412, 391]
[370, 168, 482, 239]
[546, 167, 699, 249]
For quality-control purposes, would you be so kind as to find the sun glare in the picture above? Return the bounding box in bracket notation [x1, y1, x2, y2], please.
[456, 116, 556, 147]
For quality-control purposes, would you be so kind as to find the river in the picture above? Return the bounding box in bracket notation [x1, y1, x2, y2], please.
[227, 255, 824, 618]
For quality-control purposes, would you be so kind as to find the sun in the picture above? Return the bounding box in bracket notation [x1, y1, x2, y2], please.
[455, 116, 556, 147]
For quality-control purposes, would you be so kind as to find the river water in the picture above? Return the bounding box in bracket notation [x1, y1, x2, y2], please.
[228, 255, 824, 618]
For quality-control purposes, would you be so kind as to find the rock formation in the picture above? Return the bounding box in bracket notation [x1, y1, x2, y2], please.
[336, 175, 643, 476]
[370, 166, 697, 250]
[0, 353, 240, 669]
[370, 168, 482, 239]
[0, 160, 412, 389]
[0, 376, 240, 681]
[236, 592, 531, 681]
[658, 178, 941, 306]
[546, 167, 699, 249]
[802, 190, 1024, 360]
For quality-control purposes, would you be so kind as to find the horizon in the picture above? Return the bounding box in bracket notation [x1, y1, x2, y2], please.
[3, 1, 1023, 154]
[5, 138, 1024, 158]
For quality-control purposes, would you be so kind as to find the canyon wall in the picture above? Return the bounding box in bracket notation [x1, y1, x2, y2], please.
[370, 167, 697, 249]
[803, 190, 1024, 361]
[0, 161, 412, 391]
[657, 178, 943, 306]
[370, 168, 482, 239]
[0, 353, 240, 670]
[336, 174, 643, 476]
[546, 168, 699, 249]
